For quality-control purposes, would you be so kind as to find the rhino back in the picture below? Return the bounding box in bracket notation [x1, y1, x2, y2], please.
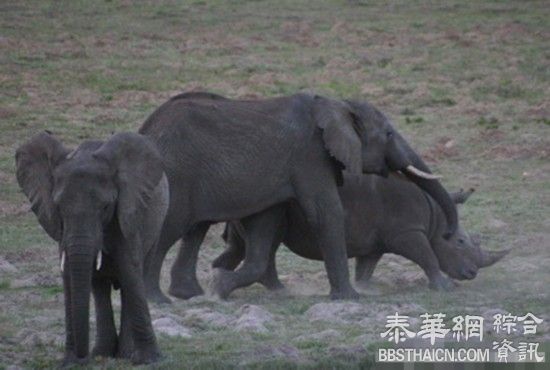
[281, 174, 432, 259]
[342, 174, 432, 246]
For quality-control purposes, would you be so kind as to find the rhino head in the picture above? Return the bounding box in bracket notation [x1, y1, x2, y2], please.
[432, 188, 510, 280]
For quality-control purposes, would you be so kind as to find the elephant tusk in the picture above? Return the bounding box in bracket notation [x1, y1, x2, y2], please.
[405, 165, 443, 180]
[60, 251, 65, 273]
[96, 250, 102, 271]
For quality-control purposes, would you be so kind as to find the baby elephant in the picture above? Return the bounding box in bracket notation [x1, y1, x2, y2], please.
[215, 173, 509, 294]
[16, 132, 169, 366]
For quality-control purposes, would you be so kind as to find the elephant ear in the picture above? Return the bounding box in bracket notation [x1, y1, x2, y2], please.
[312, 96, 362, 174]
[15, 132, 69, 241]
[93, 132, 164, 240]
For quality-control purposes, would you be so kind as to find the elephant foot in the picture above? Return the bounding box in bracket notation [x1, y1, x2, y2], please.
[115, 334, 133, 360]
[355, 278, 371, 290]
[131, 346, 162, 365]
[61, 352, 89, 368]
[429, 276, 457, 291]
[211, 268, 233, 299]
[116, 345, 133, 360]
[146, 288, 172, 305]
[259, 276, 285, 291]
[330, 286, 360, 300]
[92, 343, 117, 358]
[169, 281, 204, 300]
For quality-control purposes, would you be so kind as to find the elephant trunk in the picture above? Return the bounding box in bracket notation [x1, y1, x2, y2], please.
[388, 132, 458, 239]
[477, 248, 510, 268]
[68, 250, 94, 359]
[403, 172, 458, 239]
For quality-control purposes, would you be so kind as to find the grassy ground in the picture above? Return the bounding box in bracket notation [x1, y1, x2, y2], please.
[0, 0, 549, 368]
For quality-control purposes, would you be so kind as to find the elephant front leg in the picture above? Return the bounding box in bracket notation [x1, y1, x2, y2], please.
[355, 254, 382, 289]
[116, 248, 161, 365]
[91, 277, 117, 358]
[169, 223, 210, 300]
[116, 289, 133, 360]
[386, 232, 456, 291]
[298, 193, 358, 300]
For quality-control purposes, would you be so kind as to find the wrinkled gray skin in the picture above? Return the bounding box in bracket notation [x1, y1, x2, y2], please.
[216, 174, 509, 294]
[15, 132, 169, 366]
[140, 91, 458, 303]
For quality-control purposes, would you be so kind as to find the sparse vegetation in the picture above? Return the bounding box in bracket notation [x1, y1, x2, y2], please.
[477, 116, 500, 129]
[0, 0, 548, 369]
[405, 116, 424, 124]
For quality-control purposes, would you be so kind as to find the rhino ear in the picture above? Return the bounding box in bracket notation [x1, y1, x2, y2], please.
[312, 96, 362, 174]
[451, 188, 475, 204]
[15, 132, 69, 241]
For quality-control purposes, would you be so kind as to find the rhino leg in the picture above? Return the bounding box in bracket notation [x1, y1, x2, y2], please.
[213, 223, 245, 271]
[386, 231, 456, 292]
[212, 206, 284, 299]
[216, 220, 285, 291]
[428, 274, 457, 291]
[355, 254, 382, 289]
[258, 244, 285, 291]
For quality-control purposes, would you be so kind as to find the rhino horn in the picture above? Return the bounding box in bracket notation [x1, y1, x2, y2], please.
[477, 248, 510, 268]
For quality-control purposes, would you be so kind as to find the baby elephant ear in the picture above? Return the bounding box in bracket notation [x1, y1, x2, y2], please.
[93, 133, 164, 240]
[312, 96, 362, 174]
[15, 132, 69, 241]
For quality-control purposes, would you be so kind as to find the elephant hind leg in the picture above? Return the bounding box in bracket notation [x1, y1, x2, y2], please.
[169, 222, 210, 300]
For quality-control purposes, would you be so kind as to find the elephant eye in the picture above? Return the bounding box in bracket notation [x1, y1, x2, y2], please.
[386, 131, 394, 139]
[458, 238, 465, 245]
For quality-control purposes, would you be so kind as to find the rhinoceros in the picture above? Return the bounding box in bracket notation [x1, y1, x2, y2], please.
[213, 173, 509, 293]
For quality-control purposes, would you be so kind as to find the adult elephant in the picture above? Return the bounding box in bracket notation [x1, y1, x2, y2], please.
[140, 91, 458, 303]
